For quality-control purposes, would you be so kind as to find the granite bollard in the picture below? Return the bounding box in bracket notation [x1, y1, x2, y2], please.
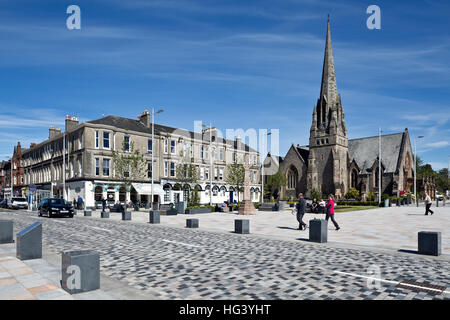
[101, 211, 109, 218]
[309, 219, 327, 243]
[0, 220, 14, 244]
[235, 219, 249, 234]
[186, 218, 199, 228]
[84, 210, 92, 217]
[16, 222, 42, 260]
[122, 211, 131, 221]
[176, 202, 187, 214]
[149, 210, 160, 224]
[61, 250, 100, 294]
[418, 231, 441, 256]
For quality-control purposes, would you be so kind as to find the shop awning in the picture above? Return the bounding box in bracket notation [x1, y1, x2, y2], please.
[131, 183, 164, 195]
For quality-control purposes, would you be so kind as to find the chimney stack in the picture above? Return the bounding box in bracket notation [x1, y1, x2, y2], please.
[49, 126, 61, 139]
[139, 109, 151, 127]
[65, 115, 79, 132]
[202, 126, 218, 142]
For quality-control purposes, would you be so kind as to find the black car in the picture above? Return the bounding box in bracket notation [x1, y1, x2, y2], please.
[38, 198, 74, 218]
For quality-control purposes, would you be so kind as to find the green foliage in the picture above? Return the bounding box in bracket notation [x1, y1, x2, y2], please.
[266, 168, 288, 200]
[337, 200, 379, 206]
[225, 162, 245, 202]
[111, 139, 147, 188]
[310, 188, 322, 201]
[345, 188, 360, 200]
[188, 190, 200, 207]
[367, 192, 375, 202]
[186, 205, 215, 210]
[175, 150, 198, 186]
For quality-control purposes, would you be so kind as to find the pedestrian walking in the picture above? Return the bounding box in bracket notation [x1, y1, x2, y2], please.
[77, 195, 83, 210]
[325, 194, 340, 230]
[424, 192, 434, 215]
[102, 197, 107, 212]
[296, 193, 307, 230]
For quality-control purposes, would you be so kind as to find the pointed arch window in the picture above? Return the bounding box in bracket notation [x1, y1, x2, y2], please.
[287, 166, 298, 189]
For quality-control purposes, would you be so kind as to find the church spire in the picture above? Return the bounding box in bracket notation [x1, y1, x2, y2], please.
[317, 15, 338, 127]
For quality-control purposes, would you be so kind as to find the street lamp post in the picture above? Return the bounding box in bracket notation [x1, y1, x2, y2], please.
[261, 131, 271, 203]
[378, 128, 382, 205]
[414, 135, 424, 206]
[201, 122, 213, 206]
[151, 108, 164, 211]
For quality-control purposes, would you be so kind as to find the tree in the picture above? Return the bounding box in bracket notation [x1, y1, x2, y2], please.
[310, 188, 322, 201]
[111, 139, 147, 190]
[225, 162, 245, 202]
[436, 168, 449, 193]
[266, 168, 287, 201]
[175, 150, 198, 203]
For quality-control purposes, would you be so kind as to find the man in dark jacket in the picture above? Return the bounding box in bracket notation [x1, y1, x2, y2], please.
[296, 193, 307, 230]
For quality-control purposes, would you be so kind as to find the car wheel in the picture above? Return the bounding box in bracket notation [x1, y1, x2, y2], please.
[38, 210, 42, 217]
[69, 214, 74, 218]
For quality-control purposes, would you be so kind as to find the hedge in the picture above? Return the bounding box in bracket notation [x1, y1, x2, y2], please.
[336, 201, 379, 206]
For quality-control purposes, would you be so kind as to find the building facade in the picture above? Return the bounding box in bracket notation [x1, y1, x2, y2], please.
[21, 113, 261, 208]
[264, 19, 417, 201]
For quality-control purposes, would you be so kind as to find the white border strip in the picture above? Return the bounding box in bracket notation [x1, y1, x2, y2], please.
[335, 271, 450, 295]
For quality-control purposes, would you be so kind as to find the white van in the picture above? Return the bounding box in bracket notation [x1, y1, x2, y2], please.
[8, 197, 28, 210]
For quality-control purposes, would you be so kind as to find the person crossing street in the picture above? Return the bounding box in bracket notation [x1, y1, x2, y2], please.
[424, 192, 434, 215]
[296, 193, 307, 230]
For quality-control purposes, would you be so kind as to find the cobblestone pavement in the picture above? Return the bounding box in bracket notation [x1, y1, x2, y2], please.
[1, 209, 449, 300]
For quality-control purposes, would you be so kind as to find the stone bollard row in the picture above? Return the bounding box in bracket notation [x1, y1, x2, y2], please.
[61, 250, 100, 294]
[16, 222, 42, 261]
[149, 210, 160, 224]
[0, 220, 14, 244]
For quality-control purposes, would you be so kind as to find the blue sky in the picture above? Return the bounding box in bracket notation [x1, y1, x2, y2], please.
[0, 0, 449, 169]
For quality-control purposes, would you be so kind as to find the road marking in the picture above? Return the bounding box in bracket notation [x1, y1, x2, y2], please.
[89, 226, 113, 233]
[161, 239, 202, 248]
[334, 271, 450, 295]
[51, 220, 66, 224]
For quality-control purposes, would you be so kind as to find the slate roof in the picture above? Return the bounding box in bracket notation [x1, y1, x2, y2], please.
[87, 115, 257, 152]
[296, 146, 310, 163]
[348, 132, 404, 174]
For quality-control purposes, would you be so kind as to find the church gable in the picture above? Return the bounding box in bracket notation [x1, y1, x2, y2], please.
[348, 133, 403, 175]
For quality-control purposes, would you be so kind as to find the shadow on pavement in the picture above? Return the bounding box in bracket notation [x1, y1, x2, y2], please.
[398, 249, 419, 255]
[277, 226, 300, 231]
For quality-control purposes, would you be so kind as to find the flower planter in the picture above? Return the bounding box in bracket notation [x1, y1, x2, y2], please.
[185, 207, 213, 214]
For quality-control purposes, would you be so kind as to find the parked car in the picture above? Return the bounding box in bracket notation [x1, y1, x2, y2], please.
[436, 191, 445, 201]
[8, 197, 28, 210]
[38, 198, 74, 218]
[0, 199, 8, 208]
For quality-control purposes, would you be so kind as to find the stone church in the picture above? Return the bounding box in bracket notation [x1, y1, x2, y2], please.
[264, 18, 415, 200]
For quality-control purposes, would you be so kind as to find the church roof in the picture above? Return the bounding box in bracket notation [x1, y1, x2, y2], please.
[296, 146, 310, 163]
[348, 132, 404, 174]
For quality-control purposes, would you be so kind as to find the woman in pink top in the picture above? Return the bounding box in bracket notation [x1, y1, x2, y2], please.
[326, 194, 340, 230]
